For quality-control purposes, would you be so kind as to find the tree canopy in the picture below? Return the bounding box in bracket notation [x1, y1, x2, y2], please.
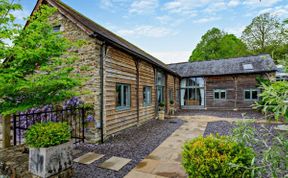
[189, 28, 249, 62]
[241, 13, 287, 63]
[0, 2, 83, 115]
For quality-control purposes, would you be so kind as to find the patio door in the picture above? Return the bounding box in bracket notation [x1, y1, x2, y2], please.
[181, 77, 205, 108]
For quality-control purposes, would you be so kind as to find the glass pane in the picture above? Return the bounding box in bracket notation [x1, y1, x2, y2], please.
[214, 91, 219, 99]
[252, 90, 258, 100]
[157, 72, 165, 86]
[221, 91, 226, 99]
[143, 87, 147, 105]
[245, 90, 250, 99]
[116, 85, 121, 107]
[197, 78, 204, 87]
[123, 86, 127, 106]
[147, 87, 151, 105]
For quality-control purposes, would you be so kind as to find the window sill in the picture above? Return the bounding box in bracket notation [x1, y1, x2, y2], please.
[116, 106, 130, 111]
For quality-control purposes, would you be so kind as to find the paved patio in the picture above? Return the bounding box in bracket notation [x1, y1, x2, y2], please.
[125, 114, 242, 178]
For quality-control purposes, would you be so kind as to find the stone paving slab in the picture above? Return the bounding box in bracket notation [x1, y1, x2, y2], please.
[98, 156, 131, 171]
[73, 152, 104, 165]
[125, 170, 167, 178]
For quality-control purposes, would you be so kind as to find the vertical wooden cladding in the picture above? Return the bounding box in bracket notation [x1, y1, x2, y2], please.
[166, 74, 175, 113]
[205, 76, 235, 109]
[236, 74, 260, 109]
[174, 77, 180, 110]
[139, 61, 155, 124]
[105, 47, 137, 135]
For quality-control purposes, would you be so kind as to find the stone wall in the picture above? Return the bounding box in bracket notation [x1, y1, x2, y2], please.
[48, 12, 102, 143]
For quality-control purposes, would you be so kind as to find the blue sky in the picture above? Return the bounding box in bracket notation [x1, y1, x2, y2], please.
[14, 0, 288, 63]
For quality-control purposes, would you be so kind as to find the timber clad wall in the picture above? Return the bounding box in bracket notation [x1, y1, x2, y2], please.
[105, 47, 138, 135]
[166, 74, 175, 113]
[139, 61, 156, 124]
[236, 74, 260, 109]
[205, 74, 270, 110]
[206, 76, 236, 109]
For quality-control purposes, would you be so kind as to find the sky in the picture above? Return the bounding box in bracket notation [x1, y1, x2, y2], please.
[14, 0, 288, 64]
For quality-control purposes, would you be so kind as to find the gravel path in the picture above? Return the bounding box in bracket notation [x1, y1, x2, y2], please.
[179, 110, 265, 119]
[72, 119, 183, 178]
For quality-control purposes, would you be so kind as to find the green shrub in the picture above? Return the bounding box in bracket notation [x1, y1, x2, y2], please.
[25, 122, 71, 148]
[255, 81, 288, 121]
[170, 100, 174, 105]
[159, 102, 165, 107]
[182, 135, 255, 178]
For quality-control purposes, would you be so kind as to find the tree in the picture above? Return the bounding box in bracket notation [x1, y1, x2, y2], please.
[241, 13, 287, 62]
[0, 3, 83, 115]
[189, 28, 248, 62]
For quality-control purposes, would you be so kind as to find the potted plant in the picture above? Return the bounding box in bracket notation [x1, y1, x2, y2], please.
[169, 100, 175, 115]
[158, 102, 165, 120]
[25, 122, 73, 178]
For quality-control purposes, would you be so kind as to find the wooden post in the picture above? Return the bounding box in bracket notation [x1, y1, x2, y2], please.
[2, 115, 11, 148]
[234, 76, 238, 111]
[135, 58, 140, 125]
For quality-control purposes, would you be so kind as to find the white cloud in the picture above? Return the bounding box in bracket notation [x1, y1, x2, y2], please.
[225, 25, 246, 37]
[117, 25, 174, 38]
[150, 50, 191, 64]
[259, 5, 288, 17]
[11, 9, 30, 20]
[193, 16, 221, 23]
[129, 0, 158, 14]
[243, 0, 282, 7]
[163, 0, 207, 16]
[99, 0, 129, 10]
[227, 0, 241, 7]
[204, 1, 227, 13]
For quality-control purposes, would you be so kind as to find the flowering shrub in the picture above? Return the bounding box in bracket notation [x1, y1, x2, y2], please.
[182, 134, 255, 178]
[25, 122, 71, 148]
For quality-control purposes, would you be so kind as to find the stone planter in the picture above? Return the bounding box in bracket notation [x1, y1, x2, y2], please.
[159, 110, 165, 120]
[29, 141, 73, 178]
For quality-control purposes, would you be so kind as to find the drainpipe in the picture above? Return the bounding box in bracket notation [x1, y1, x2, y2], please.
[100, 42, 106, 143]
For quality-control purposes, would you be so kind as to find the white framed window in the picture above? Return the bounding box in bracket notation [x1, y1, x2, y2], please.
[116, 83, 130, 110]
[143, 86, 152, 107]
[214, 89, 226, 100]
[244, 89, 259, 101]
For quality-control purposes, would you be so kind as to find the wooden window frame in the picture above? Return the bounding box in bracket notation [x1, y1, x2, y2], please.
[143, 86, 152, 107]
[116, 83, 131, 111]
[213, 89, 226, 100]
[244, 89, 259, 101]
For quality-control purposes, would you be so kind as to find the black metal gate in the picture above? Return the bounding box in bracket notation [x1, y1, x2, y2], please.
[12, 107, 88, 146]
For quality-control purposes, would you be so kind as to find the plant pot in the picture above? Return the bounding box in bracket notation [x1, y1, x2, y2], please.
[159, 110, 165, 120]
[29, 141, 73, 178]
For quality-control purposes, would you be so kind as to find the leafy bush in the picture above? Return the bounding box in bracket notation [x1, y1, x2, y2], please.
[159, 102, 165, 107]
[232, 120, 288, 177]
[170, 100, 174, 105]
[255, 81, 288, 121]
[182, 135, 255, 178]
[25, 122, 71, 148]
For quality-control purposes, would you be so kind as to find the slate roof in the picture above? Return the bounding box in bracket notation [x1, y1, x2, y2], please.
[39, 0, 177, 75]
[168, 54, 277, 77]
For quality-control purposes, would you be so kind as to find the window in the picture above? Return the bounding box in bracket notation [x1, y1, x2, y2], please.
[180, 77, 205, 106]
[244, 89, 258, 100]
[143, 86, 152, 106]
[243, 64, 254, 71]
[116, 84, 130, 110]
[157, 72, 165, 104]
[169, 89, 173, 102]
[53, 25, 61, 32]
[214, 89, 226, 100]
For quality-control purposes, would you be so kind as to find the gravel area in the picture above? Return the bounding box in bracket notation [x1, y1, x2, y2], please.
[72, 119, 183, 178]
[178, 110, 265, 119]
[204, 121, 288, 177]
